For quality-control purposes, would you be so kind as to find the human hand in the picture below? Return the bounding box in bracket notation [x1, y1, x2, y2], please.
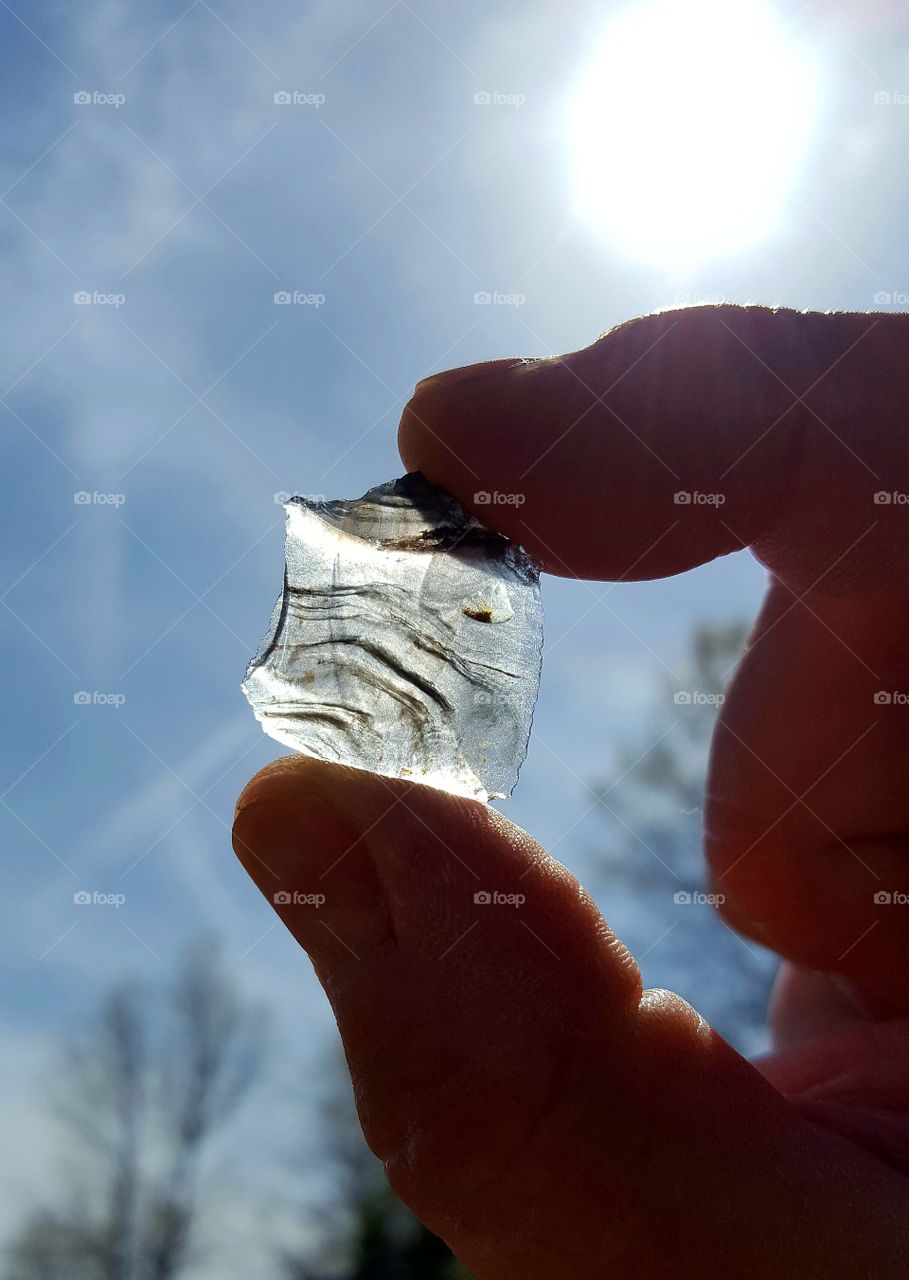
[233, 305, 909, 1278]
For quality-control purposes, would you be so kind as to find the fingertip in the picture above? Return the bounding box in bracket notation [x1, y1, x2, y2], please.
[233, 752, 309, 823]
[411, 356, 531, 399]
[398, 310, 758, 580]
[399, 306, 909, 588]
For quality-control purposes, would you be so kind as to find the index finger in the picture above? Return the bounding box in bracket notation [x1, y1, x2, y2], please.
[400, 305, 909, 1007]
[398, 305, 909, 593]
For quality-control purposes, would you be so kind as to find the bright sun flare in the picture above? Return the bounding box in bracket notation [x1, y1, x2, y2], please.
[567, 0, 822, 268]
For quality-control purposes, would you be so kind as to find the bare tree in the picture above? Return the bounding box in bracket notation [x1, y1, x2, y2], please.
[7, 627, 771, 1279]
[6, 941, 266, 1280]
[142, 944, 265, 1280]
[280, 1047, 472, 1280]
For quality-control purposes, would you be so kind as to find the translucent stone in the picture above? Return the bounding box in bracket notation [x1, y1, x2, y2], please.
[242, 473, 543, 802]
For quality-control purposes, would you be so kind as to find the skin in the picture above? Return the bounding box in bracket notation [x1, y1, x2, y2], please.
[233, 305, 909, 1277]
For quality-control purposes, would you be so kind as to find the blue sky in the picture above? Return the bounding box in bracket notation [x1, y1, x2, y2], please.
[2, 0, 909, 1265]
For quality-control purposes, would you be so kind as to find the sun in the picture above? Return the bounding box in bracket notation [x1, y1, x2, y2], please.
[566, 0, 822, 268]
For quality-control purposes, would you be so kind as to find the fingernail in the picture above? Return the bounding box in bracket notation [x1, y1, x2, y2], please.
[414, 357, 527, 396]
[232, 763, 392, 967]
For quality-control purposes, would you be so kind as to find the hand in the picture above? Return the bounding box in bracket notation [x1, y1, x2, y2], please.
[233, 305, 909, 1278]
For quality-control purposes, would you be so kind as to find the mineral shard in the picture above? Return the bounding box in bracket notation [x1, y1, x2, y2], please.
[242, 473, 543, 802]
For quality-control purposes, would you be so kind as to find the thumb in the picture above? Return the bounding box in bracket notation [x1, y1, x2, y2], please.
[232, 758, 907, 1279]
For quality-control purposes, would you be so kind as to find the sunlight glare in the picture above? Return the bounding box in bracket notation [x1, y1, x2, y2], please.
[566, 0, 822, 267]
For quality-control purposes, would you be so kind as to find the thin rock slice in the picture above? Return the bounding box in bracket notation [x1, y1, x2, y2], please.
[242, 473, 543, 802]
